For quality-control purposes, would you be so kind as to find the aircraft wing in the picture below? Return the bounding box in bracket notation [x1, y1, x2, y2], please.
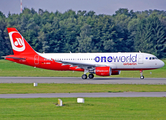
[55, 60, 108, 68]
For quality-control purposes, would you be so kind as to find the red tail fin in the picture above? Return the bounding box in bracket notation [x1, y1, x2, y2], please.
[7, 28, 36, 55]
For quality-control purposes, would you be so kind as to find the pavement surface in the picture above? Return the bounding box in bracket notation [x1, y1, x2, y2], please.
[0, 92, 166, 98]
[0, 77, 166, 84]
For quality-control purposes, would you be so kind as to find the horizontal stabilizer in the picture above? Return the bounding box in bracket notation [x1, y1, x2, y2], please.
[2, 56, 26, 60]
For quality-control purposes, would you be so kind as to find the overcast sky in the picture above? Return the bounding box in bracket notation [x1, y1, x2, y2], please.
[0, 0, 166, 16]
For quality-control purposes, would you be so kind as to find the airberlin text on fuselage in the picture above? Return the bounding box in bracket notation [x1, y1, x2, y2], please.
[95, 54, 137, 63]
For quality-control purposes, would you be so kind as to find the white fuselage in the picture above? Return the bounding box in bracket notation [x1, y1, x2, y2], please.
[38, 52, 164, 70]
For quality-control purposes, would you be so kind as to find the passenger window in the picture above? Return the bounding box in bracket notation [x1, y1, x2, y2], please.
[149, 57, 151, 60]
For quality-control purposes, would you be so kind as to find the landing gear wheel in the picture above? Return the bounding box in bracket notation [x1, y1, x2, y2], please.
[82, 74, 87, 79]
[140, 76, 144, 79]
[88, 74, 94, 79]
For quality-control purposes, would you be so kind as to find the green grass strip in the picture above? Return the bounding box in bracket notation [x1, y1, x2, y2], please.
[0, 97, 166, 120]
[0, 83, 166, 94]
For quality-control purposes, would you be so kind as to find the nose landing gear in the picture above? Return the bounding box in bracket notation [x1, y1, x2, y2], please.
[140, 70, 144, 79]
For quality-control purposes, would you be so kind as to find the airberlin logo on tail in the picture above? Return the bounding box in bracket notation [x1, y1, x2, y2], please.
[15, 38, 24, 47]
[9, 31, 25, 52]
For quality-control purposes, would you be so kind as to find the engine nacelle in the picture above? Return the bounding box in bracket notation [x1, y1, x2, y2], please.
[89, 67, 121, 76]
[95, 66, 111, 76]
[112, 70, 121, 75]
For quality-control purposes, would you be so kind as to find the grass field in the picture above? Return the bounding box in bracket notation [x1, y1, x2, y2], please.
[0, 97, 166, 120]
[0, 83, 166, 94]
[0, 59, 166, 77]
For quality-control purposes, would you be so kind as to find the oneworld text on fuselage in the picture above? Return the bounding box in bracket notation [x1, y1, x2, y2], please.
[94, 54, 137, 63]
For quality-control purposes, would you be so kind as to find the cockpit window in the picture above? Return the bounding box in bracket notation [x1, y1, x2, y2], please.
[149, 57, 158, 60]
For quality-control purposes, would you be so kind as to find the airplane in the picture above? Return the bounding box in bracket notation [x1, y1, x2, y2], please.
[3, 28, 165, 79]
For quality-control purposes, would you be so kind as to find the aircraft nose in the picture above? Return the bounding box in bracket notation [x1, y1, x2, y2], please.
[159, 60, 165, 68]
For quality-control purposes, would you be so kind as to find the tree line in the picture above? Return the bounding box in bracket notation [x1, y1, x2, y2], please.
[0, 8, 166, 58]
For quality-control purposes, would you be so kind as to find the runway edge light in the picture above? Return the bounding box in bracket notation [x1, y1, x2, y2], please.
[77, 98, 84, 103]
[33, 83, 38, 87]
[58, 99, 63, 106]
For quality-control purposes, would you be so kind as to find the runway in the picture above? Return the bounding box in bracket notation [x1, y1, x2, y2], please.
[0, 77, 166, 84]
[0, 92, 166, 98]
[0, 77, 166, 98]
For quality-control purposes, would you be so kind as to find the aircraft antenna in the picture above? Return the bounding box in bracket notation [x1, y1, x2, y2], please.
[20, 0, 22, 13]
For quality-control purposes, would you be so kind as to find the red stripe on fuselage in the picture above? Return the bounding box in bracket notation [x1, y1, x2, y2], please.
[5, 55, 84, 72]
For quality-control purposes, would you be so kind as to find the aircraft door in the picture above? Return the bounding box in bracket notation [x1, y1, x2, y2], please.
[138, 54, 143, 64]
[34, 55, 39, 65]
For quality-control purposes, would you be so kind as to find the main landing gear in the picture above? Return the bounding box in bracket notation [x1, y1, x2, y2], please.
[82, 74, 94, 79]
[82, 68, 94, 79]
[82, 74, 87, 79]
[88, 74, 94, 79]
[140, 70, 144, 79]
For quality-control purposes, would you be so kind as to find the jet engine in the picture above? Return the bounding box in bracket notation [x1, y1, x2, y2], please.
[95, 66, 111, 76]
[89, 66, 120, 76]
